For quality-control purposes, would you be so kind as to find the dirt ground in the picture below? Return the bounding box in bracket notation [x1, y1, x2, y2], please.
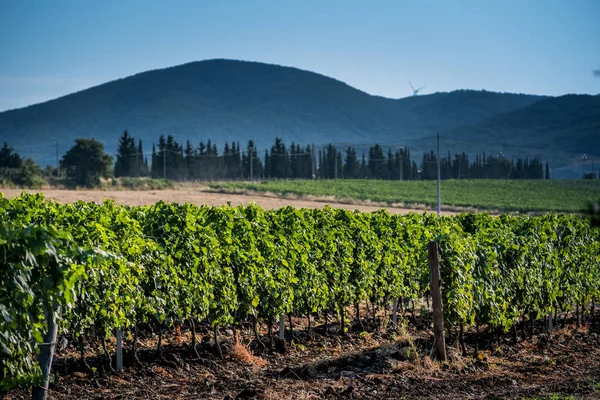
[0, 188, 457, 215]
[5, 313, 600, 400]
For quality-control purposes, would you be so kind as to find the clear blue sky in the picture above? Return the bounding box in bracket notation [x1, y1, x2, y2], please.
[1, 0, 599, 111]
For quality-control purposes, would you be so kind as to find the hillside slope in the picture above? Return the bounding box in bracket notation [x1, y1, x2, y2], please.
[440, 94, 600, 177]
[0, 59, 545, 167]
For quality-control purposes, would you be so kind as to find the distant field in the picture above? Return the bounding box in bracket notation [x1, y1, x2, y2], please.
[209, 179, 600, 213]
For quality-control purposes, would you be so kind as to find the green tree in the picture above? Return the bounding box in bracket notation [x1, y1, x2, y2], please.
[322, 144, 339, 179]
[359, 152, 369, 178]
[242, 140, 263, 179]
[115, 130, 147, 177]
[269, 137, 289, 178]
[137, 139, 148, 177]
[61, 138, 113, 186]
[15, 158, 44, 187]
[420, 151, 437, 180]
[368, 145, 386, 179]
[151, 135, 184, 180]
[0, 144, 45, 187]
[0, 142, 22, 168]
[114, 130, 136, 177]
[344, 147, 358, 179]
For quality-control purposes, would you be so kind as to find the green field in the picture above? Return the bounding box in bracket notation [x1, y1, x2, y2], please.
[209, 179, 600, 213]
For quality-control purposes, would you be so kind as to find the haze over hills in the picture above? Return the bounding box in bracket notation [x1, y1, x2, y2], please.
[0, 59, 596, 178]
[444, 95, 600, 170]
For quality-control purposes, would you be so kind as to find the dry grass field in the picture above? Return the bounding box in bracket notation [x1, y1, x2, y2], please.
[0, 188, 458, 215]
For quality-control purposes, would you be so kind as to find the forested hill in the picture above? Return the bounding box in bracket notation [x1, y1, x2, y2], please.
[0, 59, 595, 176]
[442, 94, 600, 159]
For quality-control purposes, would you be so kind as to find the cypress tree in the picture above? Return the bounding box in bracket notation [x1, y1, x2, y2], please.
[114, 130, 137, 177]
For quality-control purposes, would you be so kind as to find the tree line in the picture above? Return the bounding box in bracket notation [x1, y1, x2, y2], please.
[114, 131, 552, 181]
[0, 131, 562, 187]
[119, 131, 550, 181]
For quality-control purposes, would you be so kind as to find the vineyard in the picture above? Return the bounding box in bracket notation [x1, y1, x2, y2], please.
[209, 179, 600, 213]
[1, 193, 600, 397]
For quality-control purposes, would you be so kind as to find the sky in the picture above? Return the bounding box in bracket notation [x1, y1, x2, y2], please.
[0, 0, 599, 112]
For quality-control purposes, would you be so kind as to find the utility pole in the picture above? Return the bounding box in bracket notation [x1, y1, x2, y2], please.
[396, 145, 406, 180]
[437, 133, 441, 216]
[334, 151, 338, 179]
[55, 141, 59, 176]
[163, 147, 167, 180]
[249, 146, 253, 181]
[399, 149, 403, 181]
[311, 145, 316, 179]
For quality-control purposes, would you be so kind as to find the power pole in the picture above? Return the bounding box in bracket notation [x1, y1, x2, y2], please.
[334, 151, 338, 180]
[249, 147, 253, 181]
[163, 148, 167, 180]
[437, 133, 441, 216]
[399, 149, 403, 181]
[55, 141, 59, 176]
[311, 145, 316, 179]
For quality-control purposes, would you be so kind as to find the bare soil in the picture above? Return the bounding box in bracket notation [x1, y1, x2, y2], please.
[0, 188, 457, 215]
[5, 313, 600, 400]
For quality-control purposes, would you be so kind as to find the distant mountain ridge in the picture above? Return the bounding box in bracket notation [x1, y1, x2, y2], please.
[0, 59, 596, 178]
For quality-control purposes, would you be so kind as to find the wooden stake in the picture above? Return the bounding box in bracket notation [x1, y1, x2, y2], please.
[33, 305, 60, 400]
[279, 315, 285, 340]
[133, 326, 142, 365]
[459, 321, 466, 356]
[115, 329, 123, 371]
[355, 302, 364, 331]
[428, 241, 446, 361]
[252, 315, 265, 349]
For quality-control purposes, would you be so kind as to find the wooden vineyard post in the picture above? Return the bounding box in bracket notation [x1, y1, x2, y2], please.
[428, 241, 446, 361]
[279, 315, 285, 339]
[392, 299, 398, 327]
[32, 306, 60, 400]
[116, 329, 123, 371]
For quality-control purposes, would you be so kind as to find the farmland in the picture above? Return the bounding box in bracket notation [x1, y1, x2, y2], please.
[0, 187, 447, 215]
[2, 193, 600, 399]
[209, 179, 600, 213]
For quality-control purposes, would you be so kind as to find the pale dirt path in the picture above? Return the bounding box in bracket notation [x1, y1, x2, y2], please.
[0, 188, 459, 215]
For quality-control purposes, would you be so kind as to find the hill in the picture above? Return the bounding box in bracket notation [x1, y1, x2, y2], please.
[0, 59, 594, 176]
[440, 94, 600, 177]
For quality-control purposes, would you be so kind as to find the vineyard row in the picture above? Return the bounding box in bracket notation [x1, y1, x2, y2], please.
[1, 193, 599, 391]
